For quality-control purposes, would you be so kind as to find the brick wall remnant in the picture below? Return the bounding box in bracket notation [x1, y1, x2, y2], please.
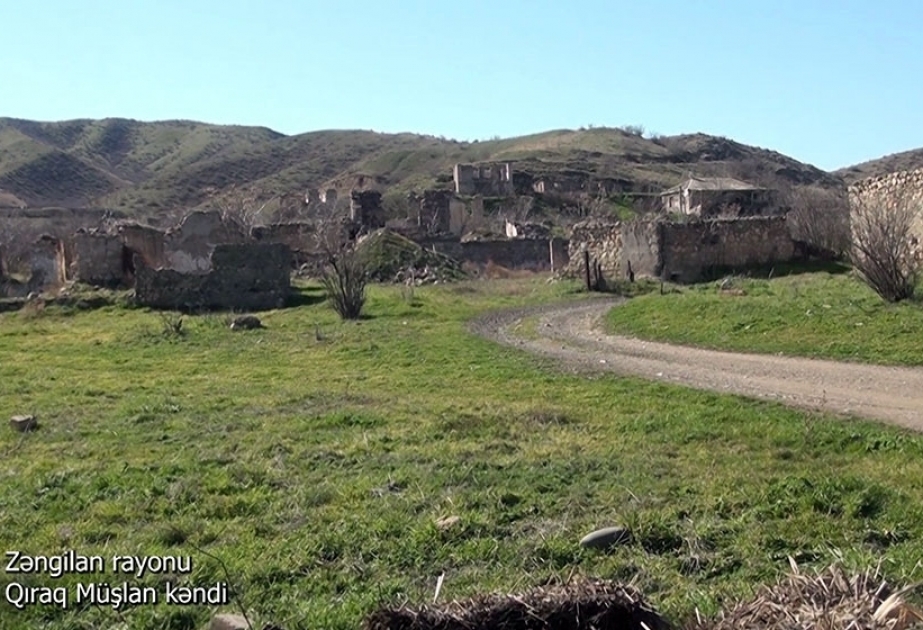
[134, 243, 291, 312]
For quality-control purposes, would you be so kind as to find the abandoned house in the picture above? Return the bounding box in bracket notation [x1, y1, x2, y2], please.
[453, 163, 514, 196]
[660, 177, 775, 217]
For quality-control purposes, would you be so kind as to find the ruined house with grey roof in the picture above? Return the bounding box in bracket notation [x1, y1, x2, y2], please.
[660, 176, 777, 218]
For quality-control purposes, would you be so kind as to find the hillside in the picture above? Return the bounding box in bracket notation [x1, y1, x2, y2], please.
[0, 117, 847, 217]
[835, 147, 923, 184]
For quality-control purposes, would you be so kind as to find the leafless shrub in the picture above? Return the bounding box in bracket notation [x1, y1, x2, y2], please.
[849, 182, 923, 302]
[785, 186, 850, 258]
[315, 216, 368, 320]
[206, 185, 278, 229]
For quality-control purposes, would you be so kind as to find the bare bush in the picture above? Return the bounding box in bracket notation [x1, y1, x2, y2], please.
[315, 216, 368, 320]
[849, 182, 923, 302]
[785, 186, 850, 258]
[206, 185, 278, 229]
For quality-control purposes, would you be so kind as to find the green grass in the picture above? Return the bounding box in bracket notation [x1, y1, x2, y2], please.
[606, 268, 923, 365]
[3, 277, 923, 629]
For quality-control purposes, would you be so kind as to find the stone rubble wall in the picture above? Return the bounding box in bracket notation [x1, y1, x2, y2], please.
[134, 243, 291, 312]
[564, 216, 797, 283]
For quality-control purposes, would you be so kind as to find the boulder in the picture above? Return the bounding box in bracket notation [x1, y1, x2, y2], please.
[10, 415, 37, 432]
[579, 526, 632, 549]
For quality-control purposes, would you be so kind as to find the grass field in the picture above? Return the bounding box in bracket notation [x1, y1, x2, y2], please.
[3, 277, 923, 629]
[606, 266, 923, 366]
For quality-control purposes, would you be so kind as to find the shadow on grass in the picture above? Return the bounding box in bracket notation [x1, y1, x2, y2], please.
[286, 286, 327, 308]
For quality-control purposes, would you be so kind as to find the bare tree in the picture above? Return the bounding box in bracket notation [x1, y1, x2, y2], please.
[785, 186, 850, 258]
[314, 212, 368, 320]
[207, 185, 278, 230]
[849, 182, 923, 302]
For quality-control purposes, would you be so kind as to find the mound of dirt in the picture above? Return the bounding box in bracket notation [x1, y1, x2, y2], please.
[357, 229, 467, 284]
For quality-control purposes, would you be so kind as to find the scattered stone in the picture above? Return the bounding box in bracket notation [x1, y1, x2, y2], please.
[436, 515, 461, 531]
[209, 613, 249, 630]
[229, 315, 264, 330]
[9, 415, 37, 432]
[579, 526, 632, 549]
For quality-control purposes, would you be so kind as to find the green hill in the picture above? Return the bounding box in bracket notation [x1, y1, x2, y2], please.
[0, 117, 863, 217]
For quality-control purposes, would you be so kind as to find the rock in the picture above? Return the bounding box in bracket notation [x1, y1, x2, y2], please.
[229, 315, 263, 330]
[9, 415, 37, 432]
[209, 613, 249, 630]
[579, 526, 632, 549]
[436, 515, 461, 531]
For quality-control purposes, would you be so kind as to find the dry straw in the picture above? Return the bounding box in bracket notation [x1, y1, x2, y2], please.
[363, 562, 923, 630]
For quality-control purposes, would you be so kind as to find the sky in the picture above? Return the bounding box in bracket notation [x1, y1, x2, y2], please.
[1, 0, 921, 171]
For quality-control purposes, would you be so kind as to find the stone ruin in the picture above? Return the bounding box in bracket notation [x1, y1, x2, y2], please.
[0, 234, 67, 298]
[453, 163, 514, 196]
[134, 242, 291, 312]
[564, 215, 798, 284]
[349, 190, 385, 230]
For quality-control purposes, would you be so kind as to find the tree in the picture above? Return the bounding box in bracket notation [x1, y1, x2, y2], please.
[784, 185, 851, 259]
[849, 181, 923, 302]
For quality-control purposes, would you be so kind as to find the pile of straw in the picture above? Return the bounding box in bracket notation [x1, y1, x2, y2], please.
[692, 560, 923, 630]
[363, 578, 670, 630]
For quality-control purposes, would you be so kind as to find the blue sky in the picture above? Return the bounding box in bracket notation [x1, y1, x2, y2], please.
[1, 0, 920, 171]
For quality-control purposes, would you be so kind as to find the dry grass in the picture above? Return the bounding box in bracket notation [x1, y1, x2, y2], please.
[691, 561, 923, 630]
[363, 578, 670, 630]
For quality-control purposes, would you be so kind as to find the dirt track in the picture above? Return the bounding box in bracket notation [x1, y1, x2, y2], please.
[470, 298, 923, 432]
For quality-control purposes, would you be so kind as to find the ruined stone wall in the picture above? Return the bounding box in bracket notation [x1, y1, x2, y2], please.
[659, 216, 795, 282]
[28, 235, 66, 292]
[453, 163, 514, 196]
[418, 236, 568, 272]
[563, 219, 623, 279]
[250, 222, 317, 255]
[848, 167, 923, 261]
[564, 216, 796, 283]
[418, 190, 452, 234]
[72, 231, 127, 287]
[163, 211, 248, 272]
[350, 190, 385, 230]
[135, 243, 291, 311]
[118, 223, 166, 268]
[620, 220, 661, 279]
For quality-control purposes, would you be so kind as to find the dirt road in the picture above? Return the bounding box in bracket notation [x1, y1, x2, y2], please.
[471, 298, 923, 431]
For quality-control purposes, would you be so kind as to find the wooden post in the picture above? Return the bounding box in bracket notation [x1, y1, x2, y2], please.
[549, 238, 555, 273]
[583, 250, 591, 291]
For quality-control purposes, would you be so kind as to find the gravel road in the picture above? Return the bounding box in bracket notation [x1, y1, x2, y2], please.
[470, 298, 923, 431]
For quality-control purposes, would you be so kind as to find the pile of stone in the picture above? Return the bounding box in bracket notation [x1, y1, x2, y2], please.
[357, 229, 466, 285]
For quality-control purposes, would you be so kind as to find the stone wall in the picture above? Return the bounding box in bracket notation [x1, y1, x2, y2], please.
[250, 222, 317, 257]
[453, 163, 514, 196]
[565, 216, 797, 283]
[563, 219, 623, 279]
[848, 167, 923, 261]
[419, 236, 568, 272]
[28, 235, 66, 292]
[72, 231, 129, 287]
[135, 243, 291, 311]
[163, 210, 248, 272]
[659, 216, 795, 282]
[118, 223, 166, 268]
[417, 190, 452, 234]
[350, 190, 385, 230]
